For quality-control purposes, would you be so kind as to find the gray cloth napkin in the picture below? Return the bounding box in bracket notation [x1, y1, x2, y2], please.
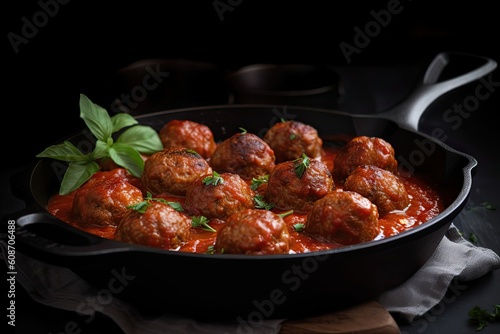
[2, 223, 499, 333]
[377, 223, 500, 322]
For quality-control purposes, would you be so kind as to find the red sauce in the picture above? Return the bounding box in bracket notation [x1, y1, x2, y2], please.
[46, 147, 445, 254]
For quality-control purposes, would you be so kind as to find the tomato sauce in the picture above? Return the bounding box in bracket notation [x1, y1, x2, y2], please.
[46, 147, 445, 254]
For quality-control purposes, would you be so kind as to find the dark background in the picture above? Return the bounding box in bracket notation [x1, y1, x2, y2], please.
[3, 1, 500, 333]
[3, 0, 500, 168]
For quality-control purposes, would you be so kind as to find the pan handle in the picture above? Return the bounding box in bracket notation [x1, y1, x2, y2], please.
[376, 52, 497, 131]
[11, 209, 137, 261]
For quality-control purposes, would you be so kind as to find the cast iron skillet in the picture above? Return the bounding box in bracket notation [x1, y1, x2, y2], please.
[9, 52, 496, 321]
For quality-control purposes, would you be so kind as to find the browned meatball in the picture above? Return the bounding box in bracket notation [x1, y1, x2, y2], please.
[305, 190, 380, 245]
[184, 172, 255, 220]
[142, 147, 212, 196]
[209, 132, 275, 181]
[115, 201, 191, 250]
[265, 156, 334, 213]
[159, 119, 217, 159]
[72, 176, 144, 228]
[344, 165, 410, 216]
[263, 120, 323, 163]
[333, 136, 398, 182]
[214, 209, 290, 255]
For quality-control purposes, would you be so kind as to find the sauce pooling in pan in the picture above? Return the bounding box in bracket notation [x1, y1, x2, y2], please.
[46, 120, 445, 255]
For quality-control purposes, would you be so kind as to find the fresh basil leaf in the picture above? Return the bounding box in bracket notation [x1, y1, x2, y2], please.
[59, 161, 100, 195]
[79, 94, 113, 141]
[36, 141, 88, 162]
[116, 125, 163, 154]
[108, 143, 144, 177]
[111, 113, 138, 133]
[92, 139, 111, 160]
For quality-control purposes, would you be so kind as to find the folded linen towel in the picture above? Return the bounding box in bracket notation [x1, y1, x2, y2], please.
[377, 224, 500, 322]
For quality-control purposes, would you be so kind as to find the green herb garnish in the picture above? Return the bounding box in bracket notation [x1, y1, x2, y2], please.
[127, 200, 150, 213]
[467, 202, 497, 212]
[239, 127, 247, 134]
[469, 233, 478, 244]
[192, 216, 216, 232]
[293, 223, 305, 232]
[468, 304, 500, 331]
[166, 201, 184, 212]
[127, 192, 183, 213]
[254, 194, 274, 210]
[480, 202, 496, 210]
[202, 171, 224, 186]
[36, 94, 163, 195]
[205, 245, 216, 254]
[279, 210, 294, 219]
[250, 174, 269, 190]
[185, 149, 200, 156]
[293, 153, 310, 178]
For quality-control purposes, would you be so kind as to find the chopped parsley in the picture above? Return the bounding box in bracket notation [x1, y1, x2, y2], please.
[254, 194, 274, 210]
[185, 148, 200, 156]
[127, 192, 183, 213]
[469, 233, 478, 244]
[205, 245, 216, 254]
[202, 171, 224, 186]
[250, 174, 269, 190]
[467, 202, 497, 212]
[279, 210, 294, 218]
[192, 215, 216, 232]
[468, 304, 500, 331]
[293, 153, 310, 178]
[293, 223, 305, 232]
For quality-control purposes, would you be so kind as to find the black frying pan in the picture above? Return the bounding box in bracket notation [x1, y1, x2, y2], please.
[8, 52, 496, 321]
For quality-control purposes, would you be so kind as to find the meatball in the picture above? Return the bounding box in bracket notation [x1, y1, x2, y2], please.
[142, 147, 212, 196]
[209, 132, 275, 181]
[77, 168, 141, 190]
[264, 120, 323, 163]
[159, 119, 217, 159]
[115, 201, 191, 250]
[214, 209, 290, 255]
[333, 136, 398, 182]
[305, 190, 380, 245]
[265, 156, 334, 213]
[344, 165, 410, 216]
[184, 172, 255, 220]
[72, 176, 144, 228]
